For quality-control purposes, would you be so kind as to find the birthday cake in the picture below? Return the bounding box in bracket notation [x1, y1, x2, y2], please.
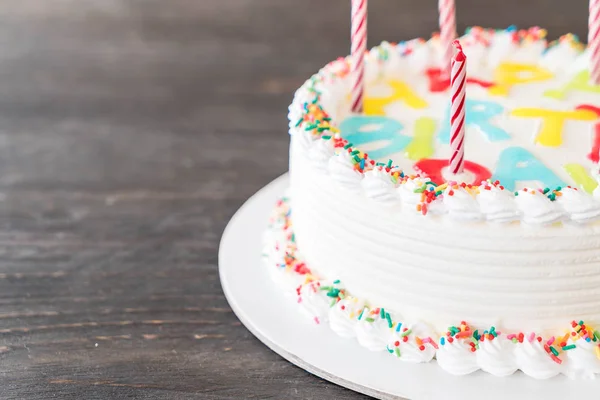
[264, 27, 600, 379]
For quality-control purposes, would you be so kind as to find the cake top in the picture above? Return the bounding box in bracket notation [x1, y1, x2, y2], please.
[289, 27, 600, 225]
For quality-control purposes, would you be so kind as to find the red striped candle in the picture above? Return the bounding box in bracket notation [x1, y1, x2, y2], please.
[449, 40, 466, 175]
[350, 0, 367, 113]
[438, 0, 457, 76]
[590, 0, 600, 84]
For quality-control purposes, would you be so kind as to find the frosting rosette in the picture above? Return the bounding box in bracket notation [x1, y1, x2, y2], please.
[355, 307, 395, 351]
[387, 321, 437, 363]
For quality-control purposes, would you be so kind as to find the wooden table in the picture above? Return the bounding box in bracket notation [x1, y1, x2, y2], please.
[0, 1, 587, 398]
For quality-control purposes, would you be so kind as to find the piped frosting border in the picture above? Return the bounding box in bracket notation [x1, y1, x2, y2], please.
[264, 196, 600, 378]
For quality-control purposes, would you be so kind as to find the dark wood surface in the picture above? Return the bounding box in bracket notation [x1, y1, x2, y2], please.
[0, 1, 588, 399]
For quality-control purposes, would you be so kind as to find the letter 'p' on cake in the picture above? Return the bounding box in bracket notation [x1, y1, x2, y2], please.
[263, 1, 600, 379]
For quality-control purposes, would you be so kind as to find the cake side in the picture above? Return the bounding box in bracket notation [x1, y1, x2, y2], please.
[283, 26, 600, 378]
[289, 27, 600, 328]
[265, 195, 600, 378]
[290, 133, 600, 333]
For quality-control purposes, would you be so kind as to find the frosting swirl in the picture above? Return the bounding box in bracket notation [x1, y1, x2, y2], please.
[398, 177, 427, 210]
[541, 41, 581, 73]
[514, 189, 564, 225]
[355, 307, 394, 352]
[477, 184, 521, 223]
[515, 337, 563, 379]
[476, 335, 518, 376]
[287, 87, 317, 129]
[292, 128, 315, 152]
[443, 186, 482, 221]
[307, 136, 335, 171]
[329, 297, 365, 338]
[557, 187, 600, 223]
[436, 337, 479, 375]
[361, 168, 399, 206]
[328, 152, 363, 191]
[564, 337, 600, 379]
[297, 281, 333, 325]
[387, 322, 437, 363]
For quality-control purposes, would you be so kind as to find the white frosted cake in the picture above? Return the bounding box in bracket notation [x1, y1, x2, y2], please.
[264, 27, 600, 379]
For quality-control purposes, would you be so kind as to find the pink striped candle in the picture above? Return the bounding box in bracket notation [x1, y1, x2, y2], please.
[449, 40, 466, 175]
[590, 0, 600, 84]
[350, 0, 367, 113]
[438, 0, 457, 76]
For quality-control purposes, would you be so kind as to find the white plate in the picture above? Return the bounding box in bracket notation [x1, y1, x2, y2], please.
[219, 173, 599, 400]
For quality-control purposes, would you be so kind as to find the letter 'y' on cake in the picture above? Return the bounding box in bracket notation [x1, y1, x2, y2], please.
[264, 0, 600, 379]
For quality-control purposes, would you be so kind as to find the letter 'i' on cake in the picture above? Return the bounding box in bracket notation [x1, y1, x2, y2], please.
[264, 0, 600, 379]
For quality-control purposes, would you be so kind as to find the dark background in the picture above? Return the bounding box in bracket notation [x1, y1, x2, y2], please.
[0, 1, 588, 399]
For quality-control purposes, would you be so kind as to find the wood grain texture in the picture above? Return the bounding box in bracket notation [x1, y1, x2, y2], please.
[0, 0, 587, 398]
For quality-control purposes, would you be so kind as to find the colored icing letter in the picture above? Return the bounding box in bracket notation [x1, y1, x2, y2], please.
[564, 163, 598, 193]
[492, 147, 565, 191]
[405, 117, 436, 160]
[425, 68, 450, 92]
[488, 62, 553, 96]
[575, 105, 600, 163]
[590, 127, 600, 163]
[588, 124, 600, 164]
[414, 159, 491, 185]
[510, 108, 597, 147]
[545, 70, 600, 99]
[340, 116, 411, 160]
[439, 99, 509, 143]
[364, 80, 428, 116]
[425, 68, 497, 93]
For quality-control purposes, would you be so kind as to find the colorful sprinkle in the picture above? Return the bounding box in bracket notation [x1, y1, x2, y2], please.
[385, 312, 393, 328]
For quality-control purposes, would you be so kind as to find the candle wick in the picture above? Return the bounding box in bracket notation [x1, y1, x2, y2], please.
[452, 40, 466, 61]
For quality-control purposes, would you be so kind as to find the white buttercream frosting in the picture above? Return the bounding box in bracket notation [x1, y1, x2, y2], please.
[328, 151, 363, 191]
[387, 322, 437, 363]
[397, 177, 426, 210]
[514, 189, 563, 225]
[287, 88, 317, 130]
[443, 186, 482, 221]
[565, 337, 600, 379]
[540, 41, 581, 73]
[436, 338, 479, 376]
[263, 199, 600, 378]
[557, 187, 600, 223]
[297, 281, 332, 325]
[515, 337, 563, 379]
[292, 127, 315, 152]
[361, 168, 399, 206]
[477, 184, 521, 223]
[329, 297, 365, 338]
[279, 27, 600, 379]
[476, 336, 518, 376]
[307, 136, 335, 171]
[487, 29, 518, 67]
[355, 307, 395, 351]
